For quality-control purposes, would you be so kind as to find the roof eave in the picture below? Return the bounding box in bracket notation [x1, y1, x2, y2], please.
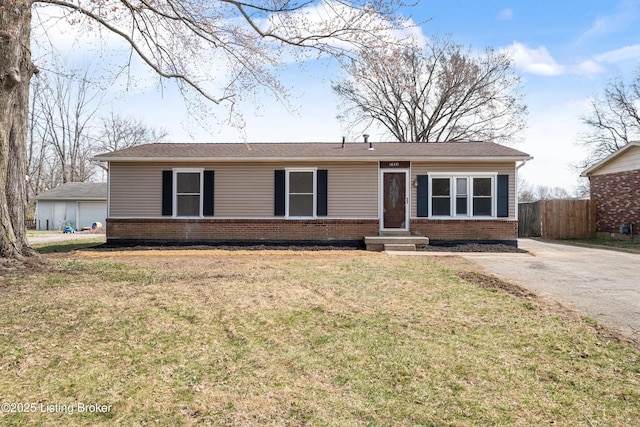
[35, 197, 107, 201]
[581, 141, 640, 177]
[93, 155, 533, 163]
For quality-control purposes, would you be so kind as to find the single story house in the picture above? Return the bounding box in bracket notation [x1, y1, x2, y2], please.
[35, 182, 108, 231]
[581, 141, 639, 238]
[93, 141, 532, 246]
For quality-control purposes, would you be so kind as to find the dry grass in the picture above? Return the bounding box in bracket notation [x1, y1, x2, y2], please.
[1, 249, 639, 426]
[553, 238, 640, 254]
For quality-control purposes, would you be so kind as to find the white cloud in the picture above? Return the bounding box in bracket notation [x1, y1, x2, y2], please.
[519, 97, 592, 189]
[571, 59, 608, 76]
[498, 8, 514, 21]
[503, 42, 565, 76]
[503, 42, 615, 77]
[577, 0, 640, 43]
[595, 44, 640, 63]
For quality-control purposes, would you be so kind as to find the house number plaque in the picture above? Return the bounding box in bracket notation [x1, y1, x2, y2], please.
[380, 161, 410, 168]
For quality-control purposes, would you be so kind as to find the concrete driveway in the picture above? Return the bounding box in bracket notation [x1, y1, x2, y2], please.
[28, 231, 105, 245]
[461, 239, 640, 343]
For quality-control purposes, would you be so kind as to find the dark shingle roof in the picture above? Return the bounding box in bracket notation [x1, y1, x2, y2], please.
[94, 142, 531, 162]
[35, 182, 107, 200]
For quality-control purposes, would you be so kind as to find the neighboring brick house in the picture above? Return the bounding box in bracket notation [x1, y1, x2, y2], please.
[93, 141, 531, 247]
[582, 142, 640, 239]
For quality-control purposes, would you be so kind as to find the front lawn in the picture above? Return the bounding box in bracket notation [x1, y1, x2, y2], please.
[1, 250, 638, 426]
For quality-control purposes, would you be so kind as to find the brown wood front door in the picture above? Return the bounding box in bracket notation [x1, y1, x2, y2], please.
[382, 172, 407, 229]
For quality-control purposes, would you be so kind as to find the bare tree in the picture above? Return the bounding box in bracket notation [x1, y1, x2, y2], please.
[579, 67, 640, 168]
[27, 64, 170, 193]
[518, 176, 575, 203]
[30, 65, 102, 185]
[1, 0, 407, 259]
[333, 37, 527, 143]
[97, 111, 168, 153]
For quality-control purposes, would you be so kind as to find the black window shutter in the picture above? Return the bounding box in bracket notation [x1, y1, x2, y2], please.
[274, 170, 285, 216]
[317, 169, 328, 216]
[203, 171, 215, 216]
[497, 174, 509, 218]
[417, 175, 429, 217]
[162, 170, 173, 216]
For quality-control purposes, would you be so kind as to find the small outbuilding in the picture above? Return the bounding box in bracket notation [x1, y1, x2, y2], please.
[35, 182, 108, 231]
[94, 141, 531, 247]
[582, 141, 640, 239]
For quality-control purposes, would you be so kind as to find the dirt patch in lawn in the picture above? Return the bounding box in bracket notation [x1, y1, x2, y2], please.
[419, 242, 527, 253]
[86, 241, 527, 253]
[73, 248, 379, 262]
[455, 270, 537, 298]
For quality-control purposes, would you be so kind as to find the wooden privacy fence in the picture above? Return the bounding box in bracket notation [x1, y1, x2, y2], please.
[518, 199, 595, 239]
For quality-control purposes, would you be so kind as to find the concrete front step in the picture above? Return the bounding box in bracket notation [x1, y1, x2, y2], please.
[384, 243, 416, 251]
[364, 235, 429, 252]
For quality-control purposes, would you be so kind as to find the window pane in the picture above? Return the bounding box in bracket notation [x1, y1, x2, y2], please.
[177, 172, 200, 193]
[473, 178, 492, 197]
[289, 194, 313, 216]
[289, 172, 314, 193]
[456, 197, 467, 215]
[456, 178, 467, 195]
[177, 195, 200, 216]
[473, 198, 492, 216]
[432, 178, 450, 196]
[432, 198, 451, 216]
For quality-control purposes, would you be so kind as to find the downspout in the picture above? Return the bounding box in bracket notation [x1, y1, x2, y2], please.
[515, 159, 530, 221]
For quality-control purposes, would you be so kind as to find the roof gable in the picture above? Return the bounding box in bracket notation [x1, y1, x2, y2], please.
[94, 141, 531, 162]
[35, 182, 108, 201]
[581, 142, 640, 177]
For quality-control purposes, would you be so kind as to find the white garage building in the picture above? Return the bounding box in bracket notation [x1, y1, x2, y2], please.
[35, 182, 107, 231]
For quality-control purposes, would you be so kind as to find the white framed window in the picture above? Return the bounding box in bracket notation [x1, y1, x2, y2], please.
[431, 177, 451, 216]
[455, 177, 468, 216]
[174, 169, 203, 218]
[472, 177, 493, 216]
[286, 169, 316, 218]
[429, 174, 496, 218]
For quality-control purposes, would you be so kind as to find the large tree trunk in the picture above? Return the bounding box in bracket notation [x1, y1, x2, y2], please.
[1, 0, 35, 259]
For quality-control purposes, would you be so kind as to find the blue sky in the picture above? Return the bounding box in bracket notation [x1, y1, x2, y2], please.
[32, 0, 640, 192]
[414, 1, 640, 190]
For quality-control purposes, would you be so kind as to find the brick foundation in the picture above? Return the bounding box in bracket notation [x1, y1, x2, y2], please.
[107, 218, 379, 243]
[411, 219, 519, 244]
[590, 170, 640, 235]
[107, 217, 518, 245]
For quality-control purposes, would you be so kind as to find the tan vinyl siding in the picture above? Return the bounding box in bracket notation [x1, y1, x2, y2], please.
[214, 164, 273, 217]
[326, 163, 378, 217]
[410, 162, 517, 218]
[108, 161, 378, 218]
[592, 146, 640, 175]
[109, 163, 163, 217]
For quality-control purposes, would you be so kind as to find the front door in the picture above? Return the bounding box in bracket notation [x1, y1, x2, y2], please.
[382, 171, 408, 230]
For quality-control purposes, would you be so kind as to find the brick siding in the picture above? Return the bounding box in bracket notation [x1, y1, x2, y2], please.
[590, 170, 640, 234]
[411, 219, 518, 242]
[107, 218, 518, 244]
[107, 218, 379, 243]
